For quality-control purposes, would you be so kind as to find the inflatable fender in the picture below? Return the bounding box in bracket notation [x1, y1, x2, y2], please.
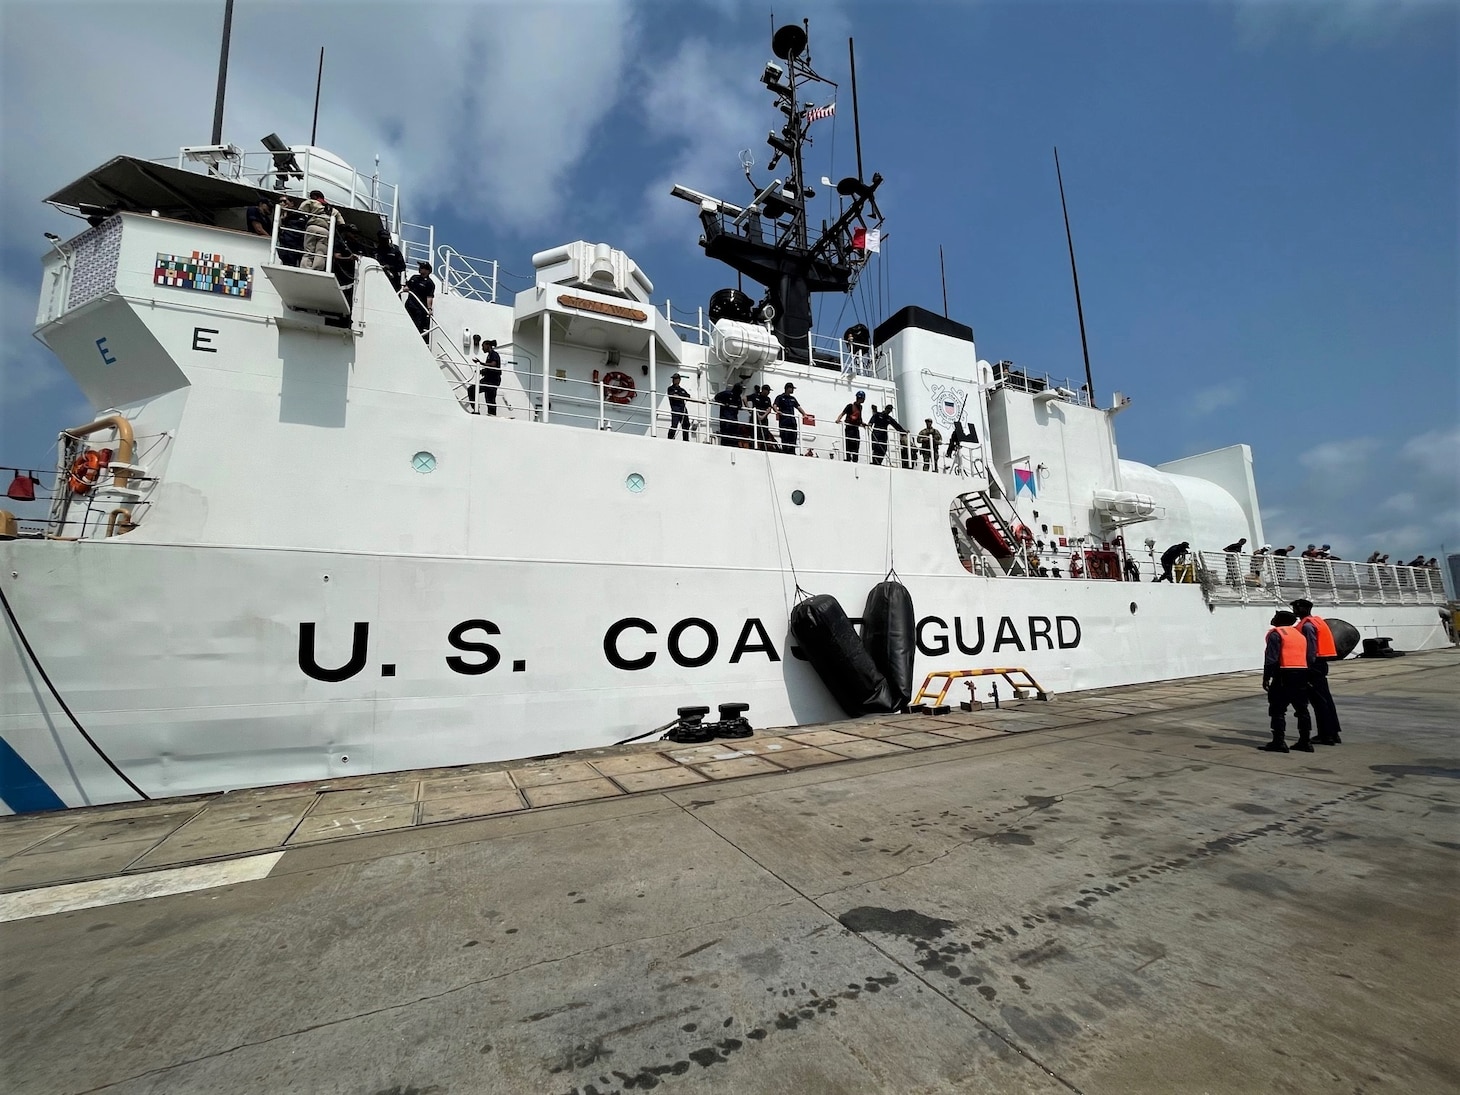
[862, 580, 917, 708]
[789, 594, 897, 717]
[1326, 618, 1360, 660]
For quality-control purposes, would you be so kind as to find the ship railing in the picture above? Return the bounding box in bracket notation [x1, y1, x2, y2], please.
[662, 302, 709, 346]
[440, 366, 981, 473]
[399, 221, 435, 271]
[167, 145, 400, 227]
[438, 246, 498, 303]
[1195, 551, 1449, 607]
[991, 363, 1092, 406]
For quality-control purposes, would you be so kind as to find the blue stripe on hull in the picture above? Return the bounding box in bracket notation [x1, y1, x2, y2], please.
[0, 736, 66, 813]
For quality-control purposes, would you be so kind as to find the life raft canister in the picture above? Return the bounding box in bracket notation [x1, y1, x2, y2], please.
[602, 371, 636, 404]
[67, 448, 112, 494]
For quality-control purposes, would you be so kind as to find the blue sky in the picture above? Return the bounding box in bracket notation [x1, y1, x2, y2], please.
[1, 0, 1455, 560]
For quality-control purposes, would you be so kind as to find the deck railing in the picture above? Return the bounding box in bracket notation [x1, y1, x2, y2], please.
[1195, 551, 1448, 607]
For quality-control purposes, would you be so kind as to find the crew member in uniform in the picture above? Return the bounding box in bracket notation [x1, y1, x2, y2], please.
[1293, 597, 1343, 744]
[868, 404, 906, 466]
[469, 338, 502, 416]
[714, 382, 746, 446]
[1261, 609, 1316, 752]
[1155, 541, 1190, 583]
[666, 373, 691, 440]
[403, 261, 435, 343]
[748, 384, 774, 450]
[837, 390, 868, 462]
[773, 383, 803, 454]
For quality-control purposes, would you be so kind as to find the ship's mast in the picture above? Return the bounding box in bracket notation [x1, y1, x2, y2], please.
[671, 20, 884, 365]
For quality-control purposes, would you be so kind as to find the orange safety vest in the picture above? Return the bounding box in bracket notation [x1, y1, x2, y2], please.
[1302, 615, 1337, 659]
[1267, 625, 1309, 669]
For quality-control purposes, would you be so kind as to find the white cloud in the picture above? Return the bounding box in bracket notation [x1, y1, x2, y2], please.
[1297, 437, 1380, 474]
[0, 1, 636, 249]
[1187, 381, 1244, 417]
[1399, 425, 1460, 482]
[636, 36, 770, 239]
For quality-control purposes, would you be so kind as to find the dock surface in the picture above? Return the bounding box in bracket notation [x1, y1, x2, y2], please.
[3, 650, 1457, 1094]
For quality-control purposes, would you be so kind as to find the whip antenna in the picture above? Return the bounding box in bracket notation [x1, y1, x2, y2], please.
[1055, 146, 1095, 406]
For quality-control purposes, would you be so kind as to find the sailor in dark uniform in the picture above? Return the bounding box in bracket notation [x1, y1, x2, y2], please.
[868, 404, 906, 466]
[748, 384, 774, 450]
[773, 383, 804, 454]
[469, 338, 502, 415]
[666, 373, 691, 440]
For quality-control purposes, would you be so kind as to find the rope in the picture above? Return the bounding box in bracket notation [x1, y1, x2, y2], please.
[763, 454, 810, 604]
[0, 580, 149, 801]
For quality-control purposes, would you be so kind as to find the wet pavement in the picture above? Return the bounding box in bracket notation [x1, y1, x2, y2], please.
[1, 649, 1456, 1094]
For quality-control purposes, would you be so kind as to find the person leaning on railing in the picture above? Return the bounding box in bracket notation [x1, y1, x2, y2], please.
[772, 384, 804, 454]
[299, 189, 344, 271]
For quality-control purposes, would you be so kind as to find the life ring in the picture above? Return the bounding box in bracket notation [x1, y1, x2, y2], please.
[68, 450, 104, 494]
[602, 371, 636, 404]
[1011, 523, 1034, 546]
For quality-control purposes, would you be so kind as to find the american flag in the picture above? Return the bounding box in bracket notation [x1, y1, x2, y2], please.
[805, 102, 835, 122]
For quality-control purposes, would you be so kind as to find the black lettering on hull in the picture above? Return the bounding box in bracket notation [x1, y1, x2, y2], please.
[954, 616, 985, 655]
[605, 618, 657, 671]
[992, 616, 1026, 653]
[299, 621, 369, 682]
[668, 618, 718, 668]
[1057, 616, 1082, 649]
[1028, 616, 1053, 650]
[730, 618, 781, 663]
[447, 620, 502, 675]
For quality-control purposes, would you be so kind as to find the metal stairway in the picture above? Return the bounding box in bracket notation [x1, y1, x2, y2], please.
[956, 489, 1029, 576]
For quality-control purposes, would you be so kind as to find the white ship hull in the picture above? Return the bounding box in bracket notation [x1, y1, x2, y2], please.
[2, 534, 1446, 812]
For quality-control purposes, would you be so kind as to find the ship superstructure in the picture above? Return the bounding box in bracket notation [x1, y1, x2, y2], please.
[0, 22, 1448, 814]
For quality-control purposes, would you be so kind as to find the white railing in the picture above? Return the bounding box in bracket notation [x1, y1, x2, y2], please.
[1195, 551, 1449, 607]
[438, 247, 498, 303]
[991, 362, 1091, 406]
[167, 145, 400, 227]
[400, 221, 435, 271]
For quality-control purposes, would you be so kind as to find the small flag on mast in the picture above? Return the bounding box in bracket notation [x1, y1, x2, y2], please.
[852, 226, 881, 253]
[805, 102, 835, 122]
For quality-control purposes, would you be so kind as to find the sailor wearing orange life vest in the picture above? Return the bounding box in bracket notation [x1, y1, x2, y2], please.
[1293, 598, 1343, 745]
[1260, 609, 1317, 753]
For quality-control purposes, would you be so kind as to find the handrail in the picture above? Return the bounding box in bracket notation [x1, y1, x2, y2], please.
[1194, 550, 1448, 607]
[912, 667, 1051, 707]
[438, 246, 499, 304]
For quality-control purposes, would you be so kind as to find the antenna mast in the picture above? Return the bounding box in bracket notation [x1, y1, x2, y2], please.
[1055, 146, 1095, 406]
[668, 20, 885, 364]
[209, 0, 234, 145]
[310, 48, 325, 145]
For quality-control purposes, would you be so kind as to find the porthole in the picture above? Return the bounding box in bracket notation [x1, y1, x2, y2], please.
[625, 472, 646, 494]
[411, 451, 437, 474]
[1129, 601, 1138, 615]
[791, 489, 805, 506]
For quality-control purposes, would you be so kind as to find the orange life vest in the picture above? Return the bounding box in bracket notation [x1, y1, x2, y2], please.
[1267, 625, 1309, 669]
[1301, 615, 1337, 659]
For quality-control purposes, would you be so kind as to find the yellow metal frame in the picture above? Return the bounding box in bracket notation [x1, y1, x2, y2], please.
[912, 667, 1048, 707]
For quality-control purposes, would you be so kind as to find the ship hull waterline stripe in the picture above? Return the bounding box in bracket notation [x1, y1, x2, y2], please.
[0, 852, 285, 923]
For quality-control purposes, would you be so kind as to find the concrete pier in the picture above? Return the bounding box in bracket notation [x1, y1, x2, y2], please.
[2, 651, 1456, 1094]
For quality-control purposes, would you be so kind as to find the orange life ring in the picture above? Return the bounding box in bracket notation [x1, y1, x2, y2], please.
[602, 371, 636, 404]
[1011, 523, 1034, 545]
[68, 450, 104, 494]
